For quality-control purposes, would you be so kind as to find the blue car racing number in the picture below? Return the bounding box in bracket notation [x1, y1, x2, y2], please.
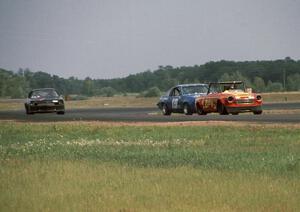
[172, 98, 179, 109]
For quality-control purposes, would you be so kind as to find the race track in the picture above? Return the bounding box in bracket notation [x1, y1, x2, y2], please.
[1, 102, 300, 123]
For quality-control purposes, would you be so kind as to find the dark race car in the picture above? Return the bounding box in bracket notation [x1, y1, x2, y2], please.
[24, 88, 65, 115]
[157, 84, 208, 115]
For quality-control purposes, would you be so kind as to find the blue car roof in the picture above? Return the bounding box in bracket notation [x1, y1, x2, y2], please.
[177, 83, 207, 86]
[31, 88, 56, 91]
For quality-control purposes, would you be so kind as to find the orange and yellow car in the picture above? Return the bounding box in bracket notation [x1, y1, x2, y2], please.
[195, 81, 262, 115]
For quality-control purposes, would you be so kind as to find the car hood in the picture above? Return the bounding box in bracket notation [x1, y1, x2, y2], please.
[222, 91, 254, 98]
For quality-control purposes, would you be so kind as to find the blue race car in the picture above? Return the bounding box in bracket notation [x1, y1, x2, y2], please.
[157, 84, 208, 115]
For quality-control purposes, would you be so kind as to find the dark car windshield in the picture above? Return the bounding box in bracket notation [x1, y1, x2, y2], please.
[29, 89, 59, 98]
[181, 85, 208, 95]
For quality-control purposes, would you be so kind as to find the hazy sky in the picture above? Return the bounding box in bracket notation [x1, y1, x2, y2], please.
[0, 0, 299, 79]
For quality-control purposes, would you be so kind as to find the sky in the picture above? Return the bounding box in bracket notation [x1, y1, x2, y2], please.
[0, 0, 299, 79]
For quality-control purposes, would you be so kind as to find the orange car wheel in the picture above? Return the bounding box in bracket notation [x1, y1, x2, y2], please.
[217, 101, 229, 115]
[196, 105, 207, 115]
[253, 110, 262, 115]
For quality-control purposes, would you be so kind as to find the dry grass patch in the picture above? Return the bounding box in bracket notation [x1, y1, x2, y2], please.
[262, 91, 300, 103]
[65, 96, 157, 109]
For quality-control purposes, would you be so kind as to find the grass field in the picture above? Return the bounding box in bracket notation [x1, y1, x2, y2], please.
[262, 91, 300, 102]
[0, 121, 299, 211]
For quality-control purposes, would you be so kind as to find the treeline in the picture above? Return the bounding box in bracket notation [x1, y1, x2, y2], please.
[1, 57, 300, 98]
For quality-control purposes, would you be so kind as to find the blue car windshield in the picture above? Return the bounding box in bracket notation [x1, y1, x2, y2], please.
[181, 85, 208, 95]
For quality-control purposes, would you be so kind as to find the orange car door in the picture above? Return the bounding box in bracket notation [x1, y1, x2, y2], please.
[205, 94, 218, 112]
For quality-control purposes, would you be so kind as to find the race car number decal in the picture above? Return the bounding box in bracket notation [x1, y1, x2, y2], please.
[204, 98, 215, 109]
[172, 98, 179, 109]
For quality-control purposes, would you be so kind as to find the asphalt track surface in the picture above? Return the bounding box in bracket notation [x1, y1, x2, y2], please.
[1, 102, 300, 123]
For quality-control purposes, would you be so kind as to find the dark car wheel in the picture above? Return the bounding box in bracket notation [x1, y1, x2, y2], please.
[25, 105, 34, 115]
[196, 105, 207, 115]
[183, 103, 192, 115]
[162, 104, 171, 116]
[231, 112, 239, 115]
[217, 101, 229, 115]
[253, 110, 262, 115]
[57, 111, 65, 115]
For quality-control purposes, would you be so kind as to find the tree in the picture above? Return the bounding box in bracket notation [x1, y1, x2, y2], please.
[219, 71, 253, 88]
[253, 77, 266, 92]
[1, 58, 300, 98]
[219, 73, 231, 82]
[96, 87, 117, 97]
[142, 87, 161, 97]
[287, 73, 300, 91]
[82, 77, 94, 96]
[266, 81, 283, 92]
[0, 69, 10, 97]
[31, 71, 53, 88]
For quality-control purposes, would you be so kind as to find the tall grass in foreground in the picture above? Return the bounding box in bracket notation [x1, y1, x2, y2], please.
[1, 160, 299, 211]
[0, 122, 299, 211]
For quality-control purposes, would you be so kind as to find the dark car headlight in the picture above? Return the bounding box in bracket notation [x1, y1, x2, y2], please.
[227, 96, 234, 103]
[256, 95, 262, 101]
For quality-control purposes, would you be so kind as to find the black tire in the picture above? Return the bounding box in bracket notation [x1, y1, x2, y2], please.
[25, 105, 34, 115]
[162, 104, 171, 116]
[217, 101, 228, 115]
[253, 110, 262, 115]
[57, 111, 65, 115]
[231, 112, 239, 115]
[196, 105, 207, 115]
[183, 103, 193, 115]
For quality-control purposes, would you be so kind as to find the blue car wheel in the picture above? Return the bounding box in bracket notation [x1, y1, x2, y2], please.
[162, 104, 171, 115]
[183, 103, 192, 115]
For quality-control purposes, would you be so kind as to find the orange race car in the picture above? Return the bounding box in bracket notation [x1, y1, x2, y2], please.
[195, 81, 262, 115]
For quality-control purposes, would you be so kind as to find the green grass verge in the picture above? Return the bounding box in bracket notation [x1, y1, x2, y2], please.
[1, 123, 299, 175]
[0, 122, 299, 211]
